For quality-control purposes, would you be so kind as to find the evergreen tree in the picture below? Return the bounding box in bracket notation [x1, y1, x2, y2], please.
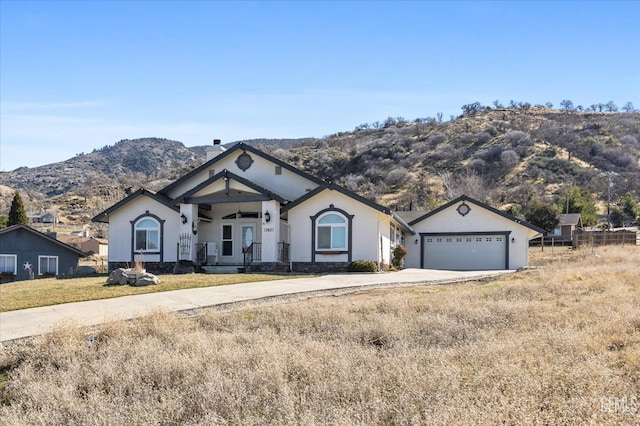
[8, 192, 28, 226]
[558, 185, 598, 226]
[525, 200, 559, 233]
[619, 192, 639, 226]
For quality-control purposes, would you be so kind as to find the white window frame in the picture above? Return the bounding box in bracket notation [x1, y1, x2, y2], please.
[316, 212, 347, 251]
[38, 255, 58, 276]
[0, 254, 17, 275]
[134, 217, 161, 253]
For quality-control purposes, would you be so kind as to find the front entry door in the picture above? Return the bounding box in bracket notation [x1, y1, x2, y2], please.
[241, 225, 255, 251]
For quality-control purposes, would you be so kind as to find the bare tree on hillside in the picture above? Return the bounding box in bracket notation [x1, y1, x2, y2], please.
[439, 168, 494, 202]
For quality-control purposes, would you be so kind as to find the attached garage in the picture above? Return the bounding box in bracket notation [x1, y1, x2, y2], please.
[421, 232, 509, 270]
[403, 195, 544, 271]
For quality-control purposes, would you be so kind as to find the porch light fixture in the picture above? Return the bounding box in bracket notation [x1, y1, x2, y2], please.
[511, 237, 515, 243]
[415, 238, 419, 244]
[181, 213, 188, 224]
[264, 211, 271, 223]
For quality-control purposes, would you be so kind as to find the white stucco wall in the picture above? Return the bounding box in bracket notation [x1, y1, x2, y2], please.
[404, 200, 538, 270]
[164, 149, 320, 201]
[286, 189, 394, 265]
[107, 196, 179, 263]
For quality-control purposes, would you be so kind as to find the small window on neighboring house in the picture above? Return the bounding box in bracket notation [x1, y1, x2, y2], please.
[0, 254, 17, 274]
[275, 166, 282, 175]
[134, 218, 160, 252]
[316, 213, 347, 250]
[38, 256, 58, 276]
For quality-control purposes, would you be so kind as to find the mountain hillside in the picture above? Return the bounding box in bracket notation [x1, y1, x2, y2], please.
[256, 108, 640, 212]
[0, 107, 638, 229]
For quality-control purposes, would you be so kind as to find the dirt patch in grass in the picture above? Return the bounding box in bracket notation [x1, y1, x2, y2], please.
[0, 246, 638, 424]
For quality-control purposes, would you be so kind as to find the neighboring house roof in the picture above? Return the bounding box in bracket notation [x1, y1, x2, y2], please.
[88, 237, 109, 245]
[408, 195, 546, 236]
[282, 183, 415, 234]
[558, 213, 582, 227]
[171, 169, 289, 204]
[0, 224, 87, 257]
[158, 142, 326, 196]
[92, 188, 178, 223]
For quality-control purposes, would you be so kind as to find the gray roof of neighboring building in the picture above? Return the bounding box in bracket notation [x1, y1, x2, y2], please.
[558, 213, 582, 226]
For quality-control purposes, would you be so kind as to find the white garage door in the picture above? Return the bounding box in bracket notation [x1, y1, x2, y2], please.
[422, 234, 507, 270]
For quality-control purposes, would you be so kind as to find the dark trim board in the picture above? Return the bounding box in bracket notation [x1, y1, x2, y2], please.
[419, 231, 511, 270]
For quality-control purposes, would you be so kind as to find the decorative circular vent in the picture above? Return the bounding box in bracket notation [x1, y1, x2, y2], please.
[235, 152, 253, 171]
[456, 202, 471, 217]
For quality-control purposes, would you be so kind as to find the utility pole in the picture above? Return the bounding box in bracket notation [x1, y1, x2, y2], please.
[600, 171, 617, 230]
[607, 174, 613, 230]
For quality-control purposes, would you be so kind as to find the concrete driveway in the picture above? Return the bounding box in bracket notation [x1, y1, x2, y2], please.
[0, 269, 511, 343]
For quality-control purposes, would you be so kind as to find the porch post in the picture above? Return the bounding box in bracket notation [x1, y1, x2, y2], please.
[261, 200, 280, 262]
[179, 203, 199, 261]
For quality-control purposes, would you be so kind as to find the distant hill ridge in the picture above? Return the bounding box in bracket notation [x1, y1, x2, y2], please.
[0, 108, 638, 226]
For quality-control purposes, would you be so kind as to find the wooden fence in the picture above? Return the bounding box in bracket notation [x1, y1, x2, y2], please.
[572, 230, 640, 248]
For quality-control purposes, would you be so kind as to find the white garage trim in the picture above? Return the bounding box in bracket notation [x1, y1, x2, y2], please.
[420, 231, 511, 270]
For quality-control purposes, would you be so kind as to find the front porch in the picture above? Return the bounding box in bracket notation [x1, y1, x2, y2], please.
[194, 241, 291, 273]
[174, 199, 290, 273]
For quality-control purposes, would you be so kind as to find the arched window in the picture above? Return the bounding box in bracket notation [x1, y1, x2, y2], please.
[316, 213, 347, 250]
[134, 218, 160, 252]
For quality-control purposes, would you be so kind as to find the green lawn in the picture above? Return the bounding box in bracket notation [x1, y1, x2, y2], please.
[0, 273, 306, 312]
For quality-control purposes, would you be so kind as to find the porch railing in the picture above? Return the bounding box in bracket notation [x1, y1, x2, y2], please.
[278, 242, 290, 263]
[195, 243, 207, 264]
[178, 233, 192, 260]
[240, 241, 291, 271]
[243, 242, 261, 271]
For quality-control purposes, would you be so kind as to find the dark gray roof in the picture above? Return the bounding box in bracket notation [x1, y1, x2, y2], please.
[395, 210, 430, 224]
[171, 169, 288, 204]
[0, 224, 87, 257]
[558, 213, 582, 226]
[92, 188, 178, 223]
[282, 183, 415, 234]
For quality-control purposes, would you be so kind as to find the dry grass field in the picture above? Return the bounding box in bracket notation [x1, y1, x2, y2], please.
[1, 246, 638, 425]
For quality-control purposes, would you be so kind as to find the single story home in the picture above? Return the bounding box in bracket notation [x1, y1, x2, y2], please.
[93, 142, 412, 273]
[0, 224, 87, 282]
[93, 141, 543, 273]
[27, 211, 59, 226]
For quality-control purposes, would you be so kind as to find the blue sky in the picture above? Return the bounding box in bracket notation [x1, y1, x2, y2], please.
[1, 1, 639, 171]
